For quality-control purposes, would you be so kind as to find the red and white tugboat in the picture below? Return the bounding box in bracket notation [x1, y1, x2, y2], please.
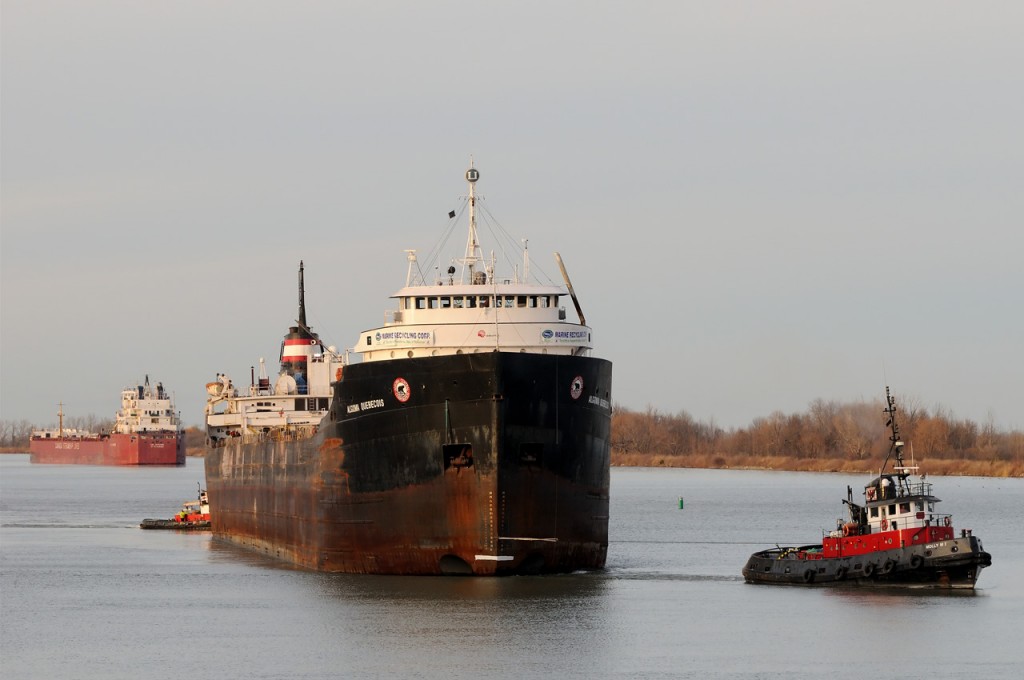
[743, 387, 992, 588]
[140, 486, 211, 530]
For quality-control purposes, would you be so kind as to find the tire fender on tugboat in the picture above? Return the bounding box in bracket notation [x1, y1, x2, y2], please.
[910, 555, 924, 569]
[863, 563, 876, 577]
[803, 569, 815, 583]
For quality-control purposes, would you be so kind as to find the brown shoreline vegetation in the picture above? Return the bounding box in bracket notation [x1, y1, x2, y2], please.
[3, 396, 1023, 477]
[610, 398, 1024, 478]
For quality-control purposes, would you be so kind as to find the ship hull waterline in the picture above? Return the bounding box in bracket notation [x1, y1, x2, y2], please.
[205, 352, 613, 575]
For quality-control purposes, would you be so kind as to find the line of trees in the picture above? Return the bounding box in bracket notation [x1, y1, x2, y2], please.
[611, 398, 1024, 477]
[4, 398, 1023, 476]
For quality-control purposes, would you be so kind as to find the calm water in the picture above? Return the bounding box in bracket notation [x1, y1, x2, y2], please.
[2, 455, 1022, 679]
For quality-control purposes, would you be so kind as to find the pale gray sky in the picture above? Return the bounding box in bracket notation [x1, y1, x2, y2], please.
[3, 1, 1022, 431]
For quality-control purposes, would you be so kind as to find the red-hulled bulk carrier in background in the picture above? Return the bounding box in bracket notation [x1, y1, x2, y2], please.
[30, 377, 185, 466]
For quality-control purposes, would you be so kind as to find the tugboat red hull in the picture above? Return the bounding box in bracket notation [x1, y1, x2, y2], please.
[29, 432, 185, 466]
[743, 535, 992, 588]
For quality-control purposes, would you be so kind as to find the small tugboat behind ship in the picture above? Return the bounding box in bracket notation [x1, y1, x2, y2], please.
[743, 387, 992, 589]
[30, 377, 185, 466]
[141, 487, 211, 530]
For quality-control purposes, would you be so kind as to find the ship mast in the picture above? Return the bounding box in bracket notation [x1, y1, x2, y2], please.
[460, 160, 483, 283]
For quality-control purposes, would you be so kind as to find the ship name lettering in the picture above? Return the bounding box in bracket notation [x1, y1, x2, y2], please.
[348, 399, 385, 414]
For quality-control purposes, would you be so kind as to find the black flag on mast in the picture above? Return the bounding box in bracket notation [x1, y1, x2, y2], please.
[448, 210, 456, 219]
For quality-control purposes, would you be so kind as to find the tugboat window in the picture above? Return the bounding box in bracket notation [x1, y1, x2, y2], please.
[870, 507, 879, 518]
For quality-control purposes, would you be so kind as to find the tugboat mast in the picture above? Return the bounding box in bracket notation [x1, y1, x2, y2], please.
[881, 385, 913, 494]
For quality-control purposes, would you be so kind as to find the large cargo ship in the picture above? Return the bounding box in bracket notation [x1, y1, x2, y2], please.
[205, 163, 613, 575]
[30, 377, 185, 465]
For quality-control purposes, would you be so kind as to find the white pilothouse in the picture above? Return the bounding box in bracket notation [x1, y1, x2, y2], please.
[357, 164, 594, 363]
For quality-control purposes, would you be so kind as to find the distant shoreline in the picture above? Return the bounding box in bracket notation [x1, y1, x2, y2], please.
[4, 446, 1021, 478]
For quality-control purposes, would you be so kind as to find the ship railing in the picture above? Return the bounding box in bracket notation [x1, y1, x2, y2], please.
[904, 480, 933, 497]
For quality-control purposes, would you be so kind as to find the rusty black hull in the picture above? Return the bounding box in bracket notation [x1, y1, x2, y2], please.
[205, 352, 612, 575]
